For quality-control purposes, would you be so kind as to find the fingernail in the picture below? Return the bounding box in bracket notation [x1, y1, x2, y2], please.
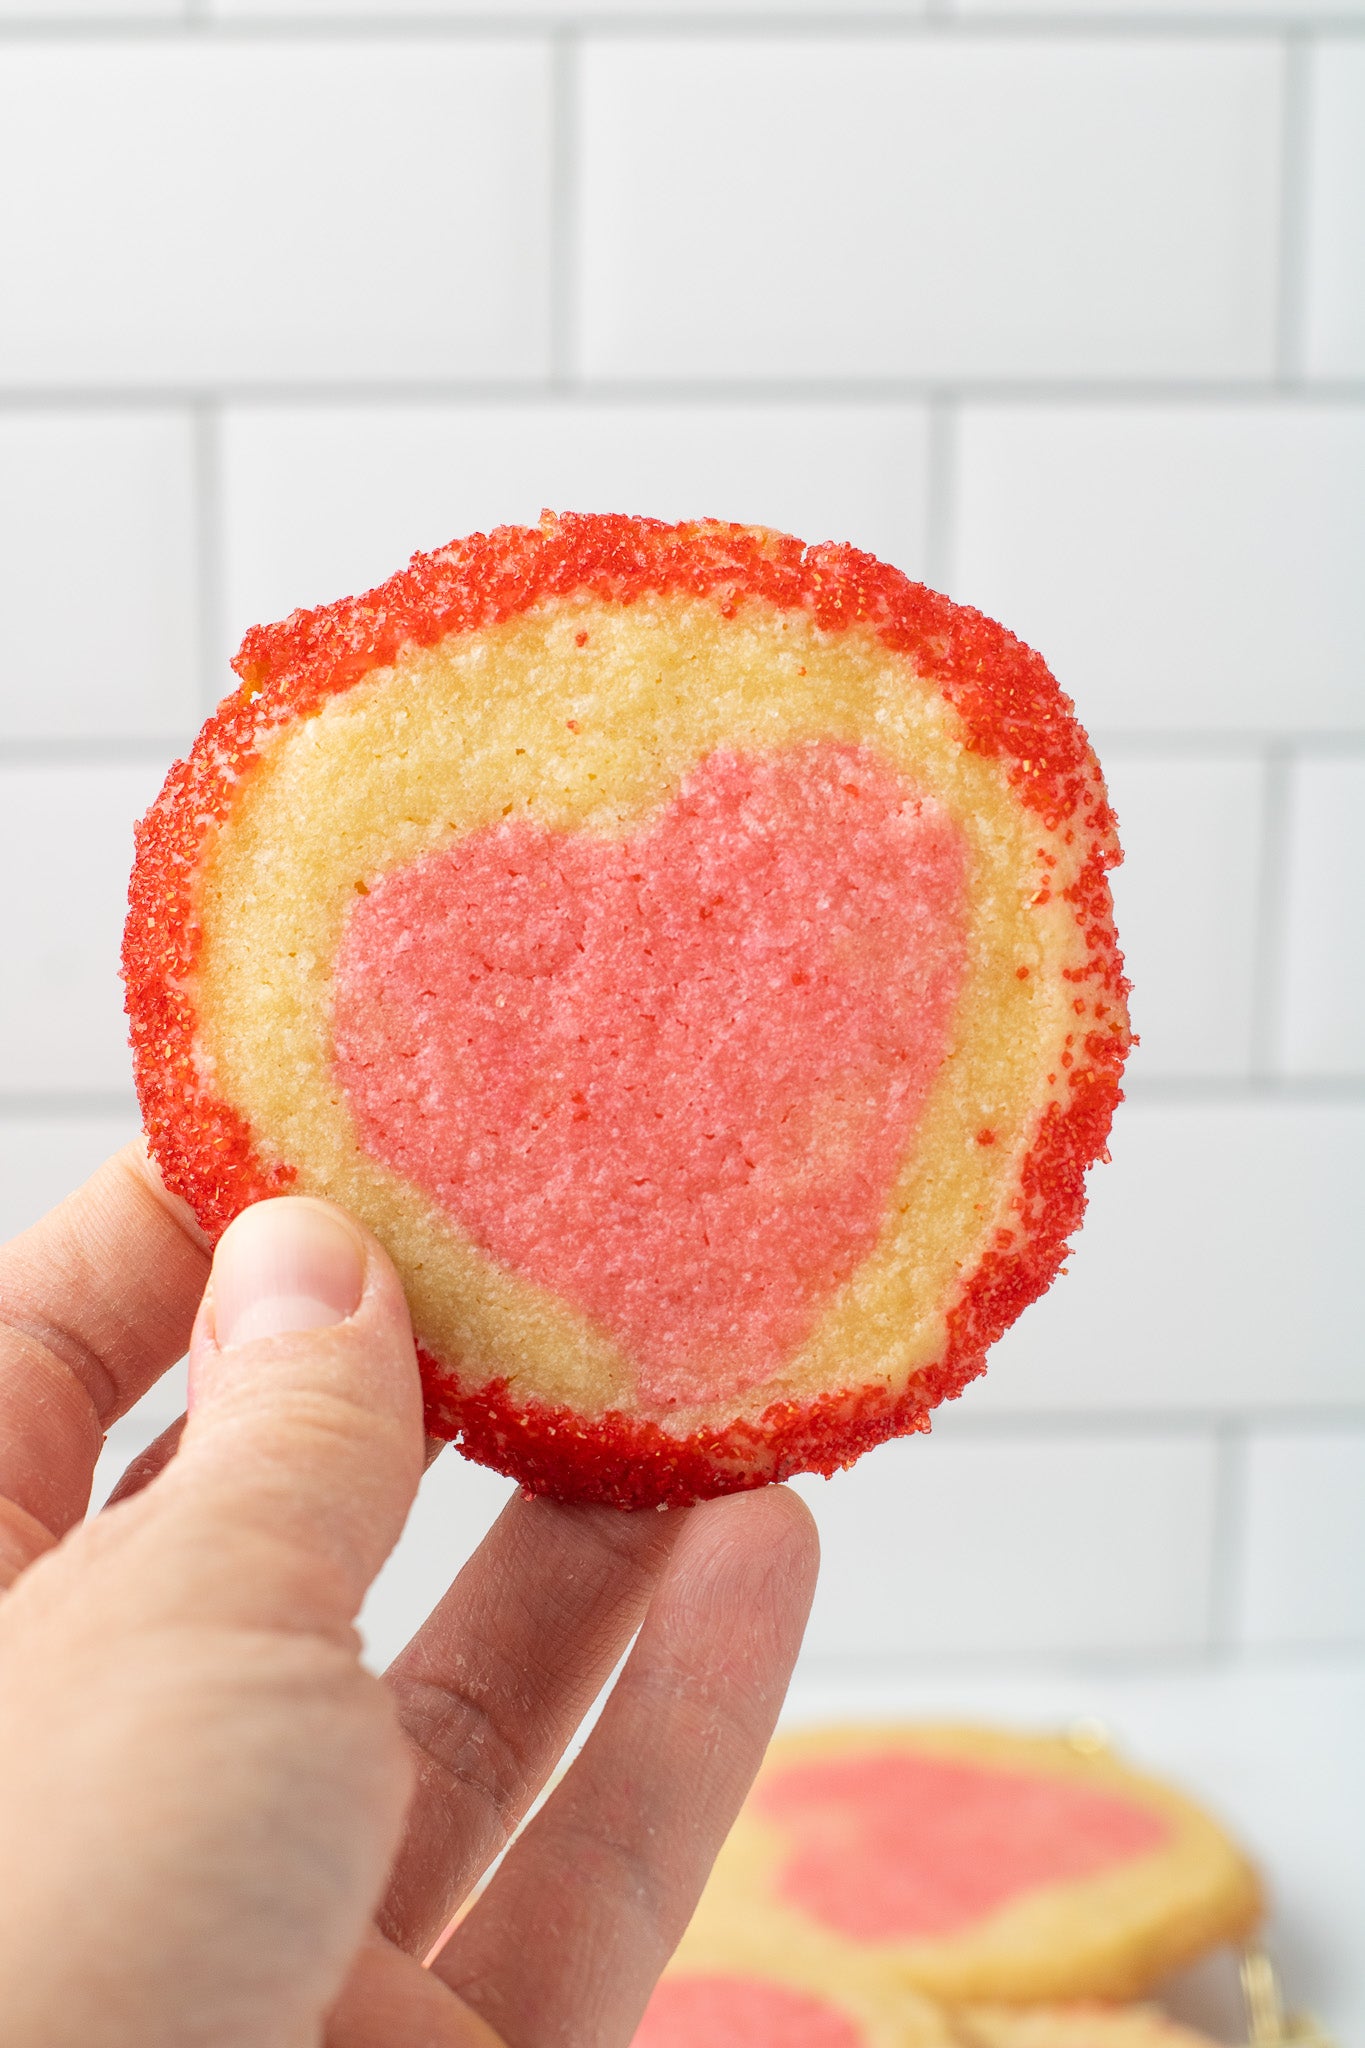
[212, 1200, 365, 1349]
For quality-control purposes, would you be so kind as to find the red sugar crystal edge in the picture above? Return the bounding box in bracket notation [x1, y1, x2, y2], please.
[123, 513, 1130, 1507]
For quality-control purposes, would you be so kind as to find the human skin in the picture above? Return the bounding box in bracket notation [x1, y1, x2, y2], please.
[0, 1145, 818, 2047]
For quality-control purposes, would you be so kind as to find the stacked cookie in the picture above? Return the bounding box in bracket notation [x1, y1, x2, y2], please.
[637, 1724, 1261, 2046]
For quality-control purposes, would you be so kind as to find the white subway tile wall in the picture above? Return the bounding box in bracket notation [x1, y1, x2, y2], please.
[1102, 752, 1264, 1078]
[0, 45, 553, 386]
[0, 762, 169, 1093]
[950, 403, 1365, 733]
[218, 401, 931, 660]
[1278, 754, 1365, 1075]
[1234, 1427, 1365, 1649]
[961, 1099, 1365, 1414]
[0, 1115, 140, 1244]
[790, 1432, 1221, 1661]
[1304, 41, 1365, 378]
[577, 40, 1283, 381]
[0, 412, 199, 741]
[0, 9, 1360, 2002]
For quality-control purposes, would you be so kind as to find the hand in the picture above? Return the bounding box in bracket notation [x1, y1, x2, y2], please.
[0, 1145, 818, 2047]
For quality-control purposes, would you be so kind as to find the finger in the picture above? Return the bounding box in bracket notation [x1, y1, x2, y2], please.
[432, 1487, 818, 2048]
[0, 1198, 426, 2047]
[109, 1195, 425, 1642]
[379, 1493, 686, 1957]
[0, 1141, 208, 1586]
[103, 1414, 186, 1509]
[99, 1401, 436, 1541]
[325, 1935, 507, 2048]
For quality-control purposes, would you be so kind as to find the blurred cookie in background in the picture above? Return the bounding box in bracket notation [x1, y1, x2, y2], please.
[634, 1951, 955, 2048]
[954, 2004, 1223, 2048]
[685, 1724, 1262, 2005]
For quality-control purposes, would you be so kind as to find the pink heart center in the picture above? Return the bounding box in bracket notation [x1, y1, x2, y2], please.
[333, 741, 967, 1407]
[756, 1752, 1173, 1941]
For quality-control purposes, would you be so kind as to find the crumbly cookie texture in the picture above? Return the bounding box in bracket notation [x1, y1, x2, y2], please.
[684, 1725, 1263, 2004]
[124, 513, 1130, 1506]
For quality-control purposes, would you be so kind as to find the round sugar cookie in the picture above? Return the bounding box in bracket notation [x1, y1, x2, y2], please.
[954, 2008, 1223, 2048]
[684, 1724, 1262, 2005]
[124, 513, 1130, 1507]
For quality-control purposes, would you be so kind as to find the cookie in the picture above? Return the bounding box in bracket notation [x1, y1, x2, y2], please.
[124, 514, 1130, 1506]
[635, 1952, 953, 2048]
[685, 1724, 1262, 2003]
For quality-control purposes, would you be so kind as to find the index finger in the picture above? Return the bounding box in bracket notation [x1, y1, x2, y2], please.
[0, 1141, 208, 1586]
[433, 1487, 819, 2048]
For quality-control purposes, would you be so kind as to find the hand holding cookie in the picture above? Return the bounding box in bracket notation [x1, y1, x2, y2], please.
[0, 1148, 817, 2047]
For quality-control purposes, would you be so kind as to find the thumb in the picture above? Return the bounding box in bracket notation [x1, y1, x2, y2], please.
[147, 1195, 425, 1640]
[0, 1198, 427, 2048]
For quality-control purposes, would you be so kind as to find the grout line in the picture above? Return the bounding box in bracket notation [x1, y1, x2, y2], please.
[5, 741, 1358, 778]
[1, 378, 1364, 409]
[1096, 727, 1365, 756]
[934, 5, 1365, 23]
[789, 1639, 1365, 1684]
[4, 735, 1360, 771]
[1275, 29, 1314, 385]
[0, 737, 189, 766]
[547, 27, 580, 391]
[923, 393, 956, 593]
[1206, 1420, 1250, 1653]
[1119, 1072, 1365, 1103]
[1249, 742, 1295, 1080]
[6, 16, 1365, 44]
[926, 1412, 1230, 1442]
[0, 1093, 139, 1119]
[790, 1651, 1244, 1682]
[925, 1404, 1365, 1438]
[192, 397, 228, 713]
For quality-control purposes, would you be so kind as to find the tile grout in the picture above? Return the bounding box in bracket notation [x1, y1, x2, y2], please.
[790, 1639, 1365, 1682]
[6, 15, 1365, 42]
[1, 379, 1364, 408]
[1206, 1418, 1251, 1653]
[1275, 27, 1315, 384]
[928, 1408, 1365, 1436]
[0, 738, 192, 764]
[1249, 743, 1296, 1079]
[923, 394, 956, 591]
[0, 1093, 141, 1118]
[2, 1073, 1359, 1101]
[547, 27, 580, 390]
[7, 735, 1364, 762]
[1095, 728, 1365, 754]
[192, 397, 227, 712]
[1120, 1073, 1365, 1100]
